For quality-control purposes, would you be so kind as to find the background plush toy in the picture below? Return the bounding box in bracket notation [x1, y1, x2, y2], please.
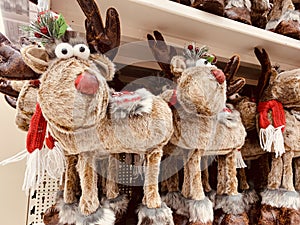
[230, 48, 300, 223]
[147, 31, 247, 225]
[266, 0, 300, 39]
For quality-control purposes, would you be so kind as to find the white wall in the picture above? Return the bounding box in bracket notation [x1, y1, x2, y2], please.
[0, 96, 27, 225]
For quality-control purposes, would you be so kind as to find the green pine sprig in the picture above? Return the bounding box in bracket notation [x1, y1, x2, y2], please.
[21, 11, 68, 45]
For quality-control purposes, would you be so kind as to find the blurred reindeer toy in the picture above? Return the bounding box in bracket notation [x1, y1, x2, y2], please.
[252, 48, 300, 224]
[148, 31, 247, 225]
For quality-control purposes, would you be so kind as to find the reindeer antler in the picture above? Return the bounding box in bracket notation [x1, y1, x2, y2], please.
[224, 55, 246, 96]
[0, 79, 19, 98]
[147, 31, 177, 81]
[254, 47, 274, 102]
[0, 41, 38, 80]
[76, 0, 120, 60]
[0, 32, 38, 108]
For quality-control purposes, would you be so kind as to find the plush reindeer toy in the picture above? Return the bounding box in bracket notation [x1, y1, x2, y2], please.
[0, 2, 174, 224]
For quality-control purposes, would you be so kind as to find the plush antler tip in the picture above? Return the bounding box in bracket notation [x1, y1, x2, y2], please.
[153, 30, 161, 35]
[147, 34, 154, 40]
[254, 47, 260, 54]
[107, 7, 118, 17]
[232, 54, 240, 60]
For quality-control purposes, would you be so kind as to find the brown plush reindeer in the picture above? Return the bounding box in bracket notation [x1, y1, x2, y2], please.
[0, 2, 174, 225]
[1, 24, 174, 225]
[147, 31, 247, 225]
[252, 48, 300, 223]
[230, 48, 300, 223]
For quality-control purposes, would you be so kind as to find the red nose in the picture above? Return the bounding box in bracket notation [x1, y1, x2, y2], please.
[211, 69, 225, 84]
[75, 71, 99, 95]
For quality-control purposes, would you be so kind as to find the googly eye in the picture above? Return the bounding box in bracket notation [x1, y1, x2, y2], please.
[196, 58, 211, 67]
[55, 43, 74, 59]
[74, 44, 90, 60]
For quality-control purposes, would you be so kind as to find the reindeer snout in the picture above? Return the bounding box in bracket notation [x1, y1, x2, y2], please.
[211, 69, 225, 84]
[75, 71, 99, 95]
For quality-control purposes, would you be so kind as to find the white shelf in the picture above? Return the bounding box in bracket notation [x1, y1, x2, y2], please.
[51, 0, 300, 71]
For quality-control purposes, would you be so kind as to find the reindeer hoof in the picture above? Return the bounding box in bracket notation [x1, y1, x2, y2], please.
[76, 206, 115, 225]
[242, 189, 260, 224]
[146, 191, 162, 209]
[55, 191, 79, 224]
[176, 197, 213, 224]
[214, 194, 249, 224]
[162, 191, 185, 211]
[79, 198, 99, 216]
[106, 194, 129, 223]
[261, 189, 300, 209]
[137, 202, 174, 225]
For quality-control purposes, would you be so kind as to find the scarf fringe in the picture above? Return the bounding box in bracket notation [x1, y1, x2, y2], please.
[259, 125, 275, 153]
[0, 149, 28, 165]
[44, 142, 65, 182]
[259, 125, 285, 158]
[132, 154, 145, 179]
[273, 125, 285, 158]
[235, 150, 247, 168]
[22, 148, 47, 195]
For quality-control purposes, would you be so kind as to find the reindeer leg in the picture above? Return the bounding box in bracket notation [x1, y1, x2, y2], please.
[202, 156, 212, 193]
[139, 149, 174, 225]
[182, 150, 205, 200]
[181, 152, 192, 198]
[143, 150, 163, 208]
[224, 151, 238, 195]
[267, 154, 283, 190]
[217, 155, 227, 195]
[294, 157, 300, 191]
[215, 152, 248, 224]
[64, 154, 79, 204]
[282, 151, 295, 191]
[160, 154, 179, 193]
[57, 154, 81, 224]
[238, 168, 250, 191]
[166, 156, 180, 193]
[77, 152, 99, 215]
[179, 150, 214, 224]
[106, 154, 119, 199]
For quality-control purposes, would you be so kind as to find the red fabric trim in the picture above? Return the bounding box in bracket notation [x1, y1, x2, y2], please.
[45, 132, 55, 150]
[26, 103, 47, 153]
[257, 100, 285, 131]
[168, 89, 177, 107]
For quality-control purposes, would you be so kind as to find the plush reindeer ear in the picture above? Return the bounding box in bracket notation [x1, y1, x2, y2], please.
[21, 44, 49, 74]
[90, 53, 115, 81]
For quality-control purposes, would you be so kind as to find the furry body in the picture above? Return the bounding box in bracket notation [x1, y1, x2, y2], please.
[161, 58, 247, 223]
[20, 43, 174, 223]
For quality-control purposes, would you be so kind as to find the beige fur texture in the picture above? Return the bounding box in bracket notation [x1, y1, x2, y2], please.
[20, 43, 174, 219]
[15, 81, 39, 131]
[161, 55, 246, 221]
[271, 68, 300, 108]
[232, 50, 300, 210]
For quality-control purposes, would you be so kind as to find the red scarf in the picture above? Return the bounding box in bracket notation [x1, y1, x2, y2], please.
[257, 100, 285, 131]
[27, 103, 55, 153]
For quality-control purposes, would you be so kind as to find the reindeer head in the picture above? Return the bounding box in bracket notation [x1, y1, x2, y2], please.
[254, 48, 300, 109]
[0, 1, 121, 132]
[21, 35, 115, 131]
[147, 31, 249, 116]
[170, 44, 227, 115]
